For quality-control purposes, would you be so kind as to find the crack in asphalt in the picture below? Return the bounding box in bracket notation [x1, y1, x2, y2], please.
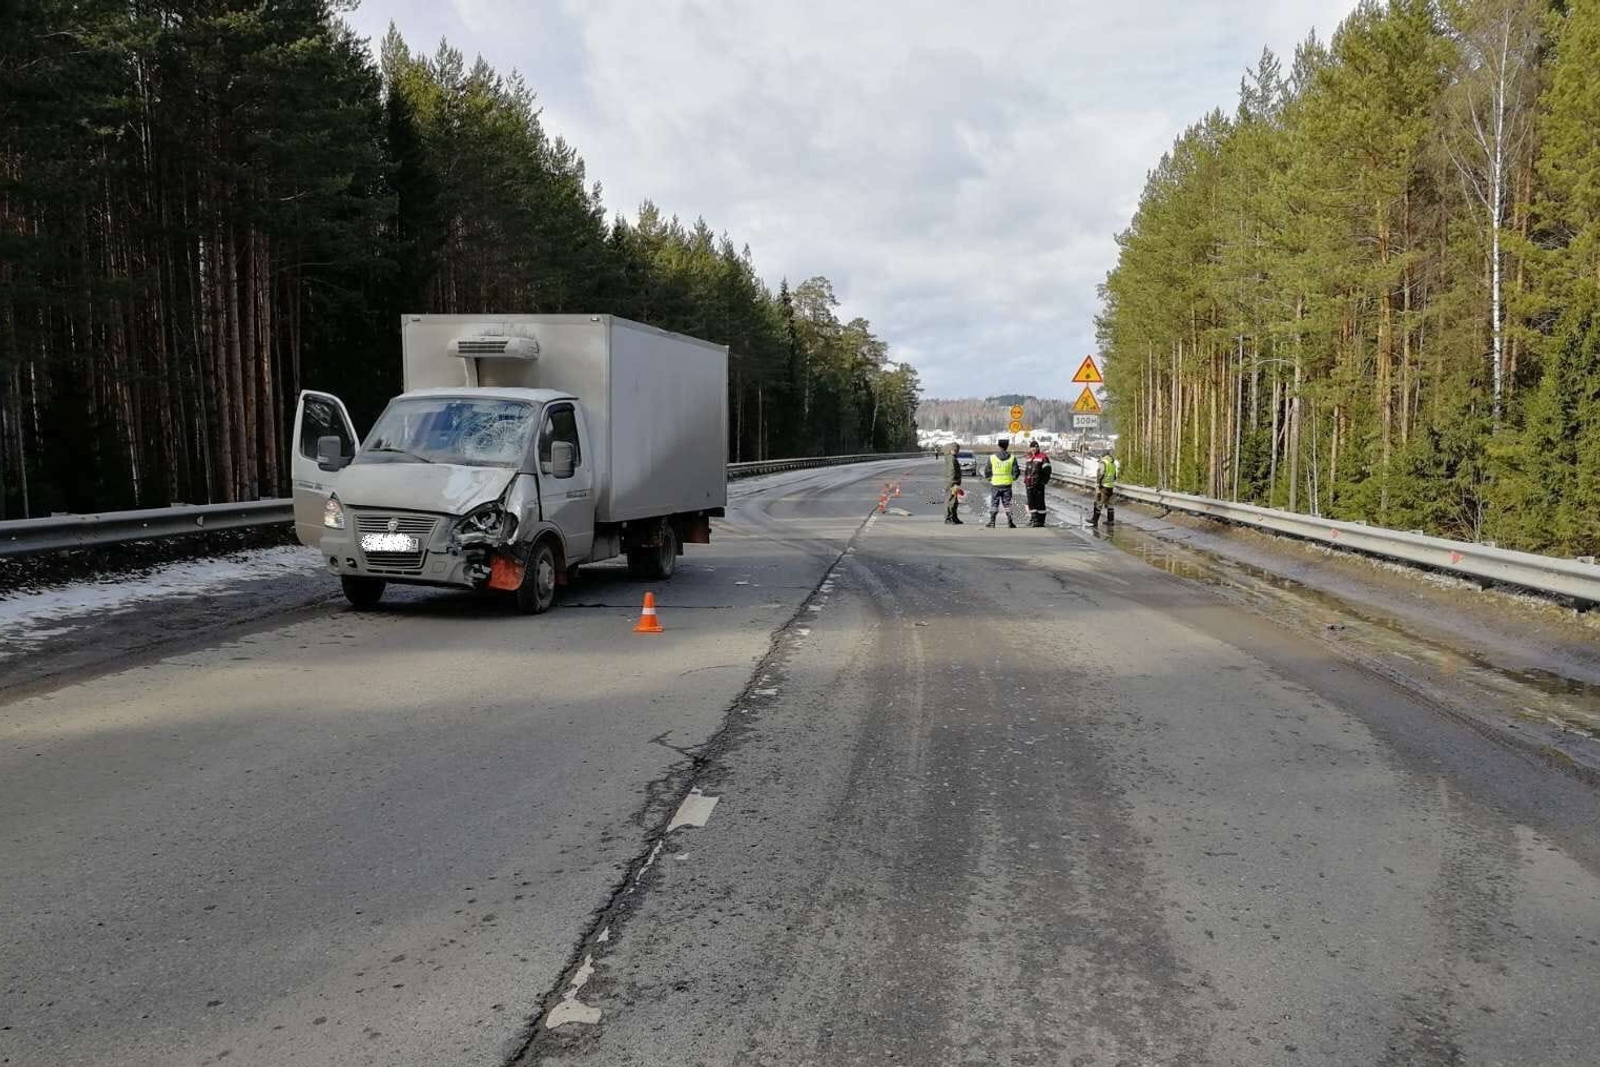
[501, 505, 880, 1066]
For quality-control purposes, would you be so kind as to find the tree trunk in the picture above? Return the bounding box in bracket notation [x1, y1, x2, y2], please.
[225, 222, 247, 501]
[1268, 373, 1281, 501]
[1378, 199, 1393, 517]
[1289, 308, 1302, 514]
[1208, 350, 1219, 497]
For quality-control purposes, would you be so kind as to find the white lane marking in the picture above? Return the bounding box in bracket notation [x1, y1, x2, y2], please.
[796, 628, 811, 637]
[626, 840, 665, 895]
[754, 688, 779, 697]
[597, 927, 611, 943]
[668, 788, 720, 832]
[545, 953, 602, 1028]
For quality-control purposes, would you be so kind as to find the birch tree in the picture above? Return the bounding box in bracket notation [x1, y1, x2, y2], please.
[1443, 0, 1543, 422]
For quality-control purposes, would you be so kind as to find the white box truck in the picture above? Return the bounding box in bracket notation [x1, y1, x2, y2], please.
[290, 314, 728, 613]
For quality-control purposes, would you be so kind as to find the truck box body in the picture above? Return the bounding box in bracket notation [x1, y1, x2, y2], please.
[399, 314, 728, 523]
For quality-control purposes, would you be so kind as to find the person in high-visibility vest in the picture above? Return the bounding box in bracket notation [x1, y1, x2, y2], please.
[1091, 451, 1118, 527]
[986, 439, 1020, 528]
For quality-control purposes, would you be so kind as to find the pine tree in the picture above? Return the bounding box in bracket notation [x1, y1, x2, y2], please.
[0, 10, 917, 516]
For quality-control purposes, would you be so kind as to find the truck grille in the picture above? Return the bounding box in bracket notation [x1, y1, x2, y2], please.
[353, 512, 440, 576]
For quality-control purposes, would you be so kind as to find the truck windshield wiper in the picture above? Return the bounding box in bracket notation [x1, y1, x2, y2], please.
[367, 445, 436, 464]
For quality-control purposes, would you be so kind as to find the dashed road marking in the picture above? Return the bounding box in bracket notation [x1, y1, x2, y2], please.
[668, 788, 720, 832]
[544, 954, 602, 1028]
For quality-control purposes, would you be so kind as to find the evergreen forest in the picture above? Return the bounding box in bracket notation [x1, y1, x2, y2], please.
[1099, 0, 1600, 556]
[0, 1, 921, 518]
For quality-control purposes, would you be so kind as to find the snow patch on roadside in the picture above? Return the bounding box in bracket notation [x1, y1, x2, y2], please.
[0, 545, 321, 660]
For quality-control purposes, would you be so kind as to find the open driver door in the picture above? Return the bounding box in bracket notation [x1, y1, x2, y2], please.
[290, 390, 359, 548]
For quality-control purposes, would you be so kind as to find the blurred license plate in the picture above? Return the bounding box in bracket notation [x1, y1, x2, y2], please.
[360, 533, 419, 553]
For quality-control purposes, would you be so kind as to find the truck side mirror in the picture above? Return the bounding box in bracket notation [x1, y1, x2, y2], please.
[550, 441, 576, 479]
[317, 435, 352, 473]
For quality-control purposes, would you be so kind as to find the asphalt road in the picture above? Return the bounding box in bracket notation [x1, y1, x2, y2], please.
[5, 461, 1600, 1066]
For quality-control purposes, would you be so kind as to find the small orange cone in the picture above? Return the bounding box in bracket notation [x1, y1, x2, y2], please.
[633, 591, 663, 633]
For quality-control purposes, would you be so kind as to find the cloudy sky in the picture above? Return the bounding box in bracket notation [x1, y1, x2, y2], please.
[343, 0, 1357, 398]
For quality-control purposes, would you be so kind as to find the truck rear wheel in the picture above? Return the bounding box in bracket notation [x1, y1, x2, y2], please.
[626, 523, 678, 581]
[515, 541, 559, 615]
[341, 576, 386, 609]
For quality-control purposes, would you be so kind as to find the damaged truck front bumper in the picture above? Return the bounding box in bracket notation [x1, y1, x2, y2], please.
[320, 507, 525, 591]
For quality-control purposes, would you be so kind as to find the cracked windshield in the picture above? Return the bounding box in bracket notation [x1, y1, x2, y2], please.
[3, 1, 1599, 1066]
[361, 397, 536, 468]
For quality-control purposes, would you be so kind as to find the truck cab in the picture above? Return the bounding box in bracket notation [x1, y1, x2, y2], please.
[292, 315, 727, 613]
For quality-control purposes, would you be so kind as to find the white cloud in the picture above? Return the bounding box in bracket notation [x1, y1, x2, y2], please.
[343, 0, 1359, 397]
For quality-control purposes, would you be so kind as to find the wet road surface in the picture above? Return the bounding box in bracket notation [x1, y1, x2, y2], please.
[4, 461, 1600, 1066]
[526, 470, 1600, 1067]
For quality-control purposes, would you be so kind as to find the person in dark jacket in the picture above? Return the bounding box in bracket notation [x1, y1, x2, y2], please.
[943, 442, 965, 524]
[1022, 440, 1052, 527]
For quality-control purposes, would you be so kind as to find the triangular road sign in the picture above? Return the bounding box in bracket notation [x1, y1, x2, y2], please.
[1072, 386, 1102, 414]
[1072, 355, 1103, 384]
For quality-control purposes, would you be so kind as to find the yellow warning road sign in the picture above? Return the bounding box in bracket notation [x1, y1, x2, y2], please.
[1072, 356, 1104, 384]
[1007, 419, 1024, 434]
[1008, 404, 1025, 420]
[1071, 387, 1102, 414]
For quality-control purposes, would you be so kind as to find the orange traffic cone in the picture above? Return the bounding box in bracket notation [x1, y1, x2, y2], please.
[633, 591, 663, 633]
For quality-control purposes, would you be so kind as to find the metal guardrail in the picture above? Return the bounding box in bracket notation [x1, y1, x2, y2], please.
[0, 501, 296, 558]
[0, 453, 933, 558]
[1051, 470, 1600, 606]
[727, 452, 927, 479]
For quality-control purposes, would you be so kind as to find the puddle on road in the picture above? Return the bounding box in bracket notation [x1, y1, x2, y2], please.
[1076, 498, 1600, 741]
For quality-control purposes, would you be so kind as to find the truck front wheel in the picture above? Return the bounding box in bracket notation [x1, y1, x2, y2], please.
[515, 541, 559, 615]
[341, 576, 387, 609]
[627, 523, 678, 580]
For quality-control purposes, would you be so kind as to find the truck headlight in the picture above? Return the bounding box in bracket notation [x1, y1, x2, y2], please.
[455, 502, 515, 540]
[323, 494, 346, 530]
